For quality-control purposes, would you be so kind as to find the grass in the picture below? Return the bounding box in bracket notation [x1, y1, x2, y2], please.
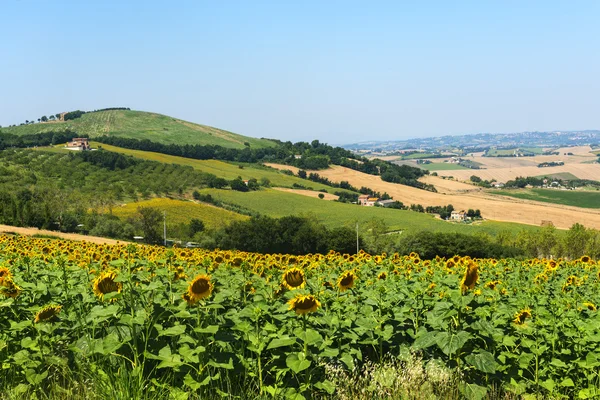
[111, 198, 248, 228]
[3, 109, 276, 149]
[419, 163, 469, 171]
[534, 172, 579, 181]
[401, 152, 440, 160]
[496, 188, 600, 209]
[199, 188, 540, 235]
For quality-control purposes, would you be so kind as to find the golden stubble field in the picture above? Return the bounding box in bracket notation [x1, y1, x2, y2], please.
[265, 163, 600, 230]
[425, 146, 600, 182]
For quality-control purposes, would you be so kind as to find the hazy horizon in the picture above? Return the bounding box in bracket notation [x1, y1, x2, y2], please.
[2, 1, 599, 144]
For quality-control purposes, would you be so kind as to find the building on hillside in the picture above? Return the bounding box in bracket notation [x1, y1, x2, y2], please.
[357, 194, 369, 205]
[65, 138, 90, 151]
[376, 199, 396, 207]
[294, 154, 302, 159]
[364, 197, 379, 207]
[493, 182, 505, 188]
[450, 210, 467, 221]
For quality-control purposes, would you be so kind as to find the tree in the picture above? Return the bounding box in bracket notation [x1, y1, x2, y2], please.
[230, 177, 249, 192]
[297, 170, 307, 179]
[41, 116, 48, 122]
[189, 219, 205, 235]
[564, 223, 592, 259]
[55, 113, 61, 120]
[134, 207, 163, 244]
[49, 115, 55, 121]
[318, 193, 325, 199]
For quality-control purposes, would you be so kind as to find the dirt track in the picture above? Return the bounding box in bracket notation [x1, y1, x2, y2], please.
[266, 163, 600, 230]
[0, 225, 125, 245]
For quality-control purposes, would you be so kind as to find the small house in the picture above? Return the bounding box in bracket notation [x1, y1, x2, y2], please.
[493, 182, 505, 188]
[357, 195, 369, 205]
[450, 210, 467, 221]
[364, 197, 379, 207]
[65, 138, 90, 151]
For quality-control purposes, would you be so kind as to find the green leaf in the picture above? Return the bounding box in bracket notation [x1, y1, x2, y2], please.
[207, 358, 234, 370]
[286, 353, 311, 374]
[314, 379, 336, 394]
[465, 351, 497, 373]
[25, 369, 48, 385]
[540, 379, 556, 393]
[461, 383, 488, 400]
[550, 358, 567, 368]
[436, 331, 471, 356]
[195, 325, 219, 334]
[267, 336, 297, 350]
[412, 330, 439, 350]
[183, 373, 201, 390]
[296, 328, 322, 346]
[560, 378, 575, 387]
[160, 325, 186, 337]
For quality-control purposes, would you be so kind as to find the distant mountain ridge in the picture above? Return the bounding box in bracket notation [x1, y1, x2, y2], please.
[2, 109, 276, 149]
[344, 130, 600, 152]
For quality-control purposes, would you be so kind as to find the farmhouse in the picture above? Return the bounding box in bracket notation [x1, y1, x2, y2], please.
[450, 210, 467, 221]
[493, 182, 505, 188]
[65, 138, 90, 151]
[364, 197, 379, 206]
[376, 199, 396, 207]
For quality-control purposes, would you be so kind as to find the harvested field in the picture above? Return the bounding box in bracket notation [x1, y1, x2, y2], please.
[0, 224, 124, 244]
[441, 164, 600, 182]
[272, 187, 339, 200]
[265, 163, 600, 230]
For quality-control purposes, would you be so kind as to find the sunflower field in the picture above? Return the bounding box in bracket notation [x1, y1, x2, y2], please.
[1, 234, 600, 399]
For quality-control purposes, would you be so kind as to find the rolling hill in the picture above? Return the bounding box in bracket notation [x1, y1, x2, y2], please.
[3, 109, 276, 149]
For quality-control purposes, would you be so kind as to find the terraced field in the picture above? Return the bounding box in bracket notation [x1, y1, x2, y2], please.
[3, 110, 275, 148]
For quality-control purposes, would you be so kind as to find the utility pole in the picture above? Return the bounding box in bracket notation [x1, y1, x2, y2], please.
[163, 211, 167, 247]
[356, 222, 359, 254]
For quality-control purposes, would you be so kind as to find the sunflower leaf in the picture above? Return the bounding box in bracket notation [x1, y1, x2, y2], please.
[436, 331, 471, 356]
[267, 336, 297, 350]
[286, 353, 311, 374]
[465, 350, 497, 373]
[159, 325, 186, 337]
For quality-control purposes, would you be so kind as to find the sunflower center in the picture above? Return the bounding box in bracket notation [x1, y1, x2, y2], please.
[192, 279, 210, 294]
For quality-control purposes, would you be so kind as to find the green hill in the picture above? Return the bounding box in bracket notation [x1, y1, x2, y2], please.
[3, 109, 275, 149]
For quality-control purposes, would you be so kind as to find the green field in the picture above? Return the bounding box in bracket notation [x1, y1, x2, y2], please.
[400, 152, 440, 160]
[199, 188, 539, 235]
[534, 172, 579, 181]
[419, 162, 469, 171]
[3, 109, 275, 149]
[112, 198, 248, 228]
[496, 188, 600, 209]
[486, 147, 543, 157]
[40, 142, 354, 194]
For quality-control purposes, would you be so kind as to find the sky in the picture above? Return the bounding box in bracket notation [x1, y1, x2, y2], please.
[1, 1, 599, 144]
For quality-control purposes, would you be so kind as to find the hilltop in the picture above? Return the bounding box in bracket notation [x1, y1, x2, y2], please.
[2, 109, 276, 149]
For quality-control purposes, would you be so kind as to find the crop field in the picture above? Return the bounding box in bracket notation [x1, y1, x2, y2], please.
[90, 143, 351, 194]
[3, 110, 275, 149]
[111, 198, 248, 228]
[198, 188, 539, 236]
[417, 163, 469, 171]
[533, 172, 580, 181]
[1, 235, 599, 399]
[496, 189, 600, 209]
[486, 148, 543, 157]
[265, 164, 600, 230]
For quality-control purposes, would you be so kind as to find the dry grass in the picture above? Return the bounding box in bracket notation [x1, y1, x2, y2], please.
[265, 163, 600, 230]
[0, 225, 124, 245]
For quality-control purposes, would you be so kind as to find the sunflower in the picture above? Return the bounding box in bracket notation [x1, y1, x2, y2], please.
[186, 274, 214, 303]
[484, 280, 501, 290]
[338, 270, 357, 291]
[0, 266, 11, 283]
[281, 268, 306, 290]
[34, 304, 62, 324]
[288, 294, 321, 315]
[583, 302, 597, 311]
[377, 271, 387, 280]
[92, 271, 122, 301]
[513, 308, 532, 325]
[580, 255, 592, 264]
[0, 277, 21, 298]
[460, 262, 479, 293]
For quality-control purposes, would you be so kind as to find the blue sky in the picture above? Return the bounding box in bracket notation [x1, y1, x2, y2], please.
[1, 1, 599, 144]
